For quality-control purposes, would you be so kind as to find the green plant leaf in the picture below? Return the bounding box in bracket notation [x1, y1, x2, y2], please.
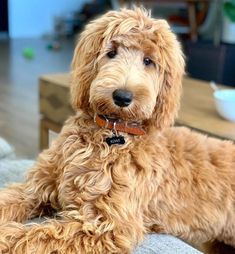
[224, 2, 235, 22]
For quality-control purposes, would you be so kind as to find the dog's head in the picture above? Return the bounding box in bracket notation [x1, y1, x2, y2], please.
[71, 8, 185, 130]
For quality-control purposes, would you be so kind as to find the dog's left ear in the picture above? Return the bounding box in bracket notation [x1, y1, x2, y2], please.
[71, 16, 112, 112]
[147, 20, 185, 130]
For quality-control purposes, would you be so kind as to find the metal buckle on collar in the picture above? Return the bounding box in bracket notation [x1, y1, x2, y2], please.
[113, 121, 118, 136]
[103, 115, 109, 129]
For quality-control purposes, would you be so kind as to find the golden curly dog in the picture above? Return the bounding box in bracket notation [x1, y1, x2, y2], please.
[0, 7, 235, 254]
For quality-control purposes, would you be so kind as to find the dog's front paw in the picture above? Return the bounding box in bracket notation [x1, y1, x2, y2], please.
[0, 219, 136, 253]
[0, 222, 27, 253]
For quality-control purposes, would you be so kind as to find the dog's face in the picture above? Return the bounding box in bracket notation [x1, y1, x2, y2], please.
[89, 35, 160, 121]
[71, 8, 185, 129]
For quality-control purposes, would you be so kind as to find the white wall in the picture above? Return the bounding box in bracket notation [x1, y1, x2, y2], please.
[8, 0, 91, 38]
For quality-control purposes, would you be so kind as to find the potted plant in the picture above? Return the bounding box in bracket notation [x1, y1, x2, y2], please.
[222, 0, 235, 43]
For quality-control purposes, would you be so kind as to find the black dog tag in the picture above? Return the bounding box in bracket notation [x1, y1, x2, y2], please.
[106, 135, 125, 146]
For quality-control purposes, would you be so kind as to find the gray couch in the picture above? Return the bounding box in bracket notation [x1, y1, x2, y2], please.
[0, 137, 202, 254]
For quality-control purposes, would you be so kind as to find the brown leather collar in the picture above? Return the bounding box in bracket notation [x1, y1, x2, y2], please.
[94, 114, 146, 136]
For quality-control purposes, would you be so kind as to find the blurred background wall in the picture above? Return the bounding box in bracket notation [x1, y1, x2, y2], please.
[8, 0, 91, 38]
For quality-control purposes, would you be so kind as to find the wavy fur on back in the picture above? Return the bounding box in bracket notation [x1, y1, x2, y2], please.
[0, 7, 234, 254]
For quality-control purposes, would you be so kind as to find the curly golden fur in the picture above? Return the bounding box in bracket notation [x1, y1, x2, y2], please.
[0, 8, 235, 254]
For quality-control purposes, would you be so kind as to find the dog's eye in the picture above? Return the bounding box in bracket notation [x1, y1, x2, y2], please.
[107, 50, 117, 59]
[143, 57, 154, 66]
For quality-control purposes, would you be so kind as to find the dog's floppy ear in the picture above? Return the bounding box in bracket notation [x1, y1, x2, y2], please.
[71, 17, 112, 111]
[148, 20, 185, 129]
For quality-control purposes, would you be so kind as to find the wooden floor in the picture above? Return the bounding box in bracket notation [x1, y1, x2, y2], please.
[0, 38, 74, 158]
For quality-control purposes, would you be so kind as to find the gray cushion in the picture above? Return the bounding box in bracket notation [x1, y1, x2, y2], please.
[133, 234, 202, 254]
[0, 159, 34, 187]
[0, 137, 14, 159]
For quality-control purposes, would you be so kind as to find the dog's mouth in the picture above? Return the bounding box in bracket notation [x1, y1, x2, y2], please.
[95, 114, 142, 126]
[102, 114, 121, 121]
[99, 114, 143, 126]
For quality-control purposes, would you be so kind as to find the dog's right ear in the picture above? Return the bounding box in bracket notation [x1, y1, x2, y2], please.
[71, 17, 111, 111]
[146, 20, 185, 130]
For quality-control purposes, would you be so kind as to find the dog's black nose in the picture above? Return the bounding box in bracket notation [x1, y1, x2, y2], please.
[112, 89, 133, 107]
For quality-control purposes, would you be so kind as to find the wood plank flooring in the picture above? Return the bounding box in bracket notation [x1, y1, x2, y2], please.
[0, 38, 74, 158]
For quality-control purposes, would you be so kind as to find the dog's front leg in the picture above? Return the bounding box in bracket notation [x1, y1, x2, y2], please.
[0, 217, 138, 254]
[0, 149, 60, 224]
[0, 183, 40, 223]
[0, 124, 72, 224]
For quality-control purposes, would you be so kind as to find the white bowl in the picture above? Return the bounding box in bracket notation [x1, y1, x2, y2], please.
[213, 89, 235, 122]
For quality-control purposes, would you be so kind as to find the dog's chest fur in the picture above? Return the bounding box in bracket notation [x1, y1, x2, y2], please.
[55, 117, 169, 223]
[57, 128, 155, 208]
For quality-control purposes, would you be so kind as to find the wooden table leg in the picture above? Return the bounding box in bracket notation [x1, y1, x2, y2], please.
[40, 118, 49, 151]
[40, 118, 62, 151]
[188, 2, 198, 41]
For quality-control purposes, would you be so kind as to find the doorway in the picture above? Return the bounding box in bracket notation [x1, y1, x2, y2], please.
[0, 0, 9, 35]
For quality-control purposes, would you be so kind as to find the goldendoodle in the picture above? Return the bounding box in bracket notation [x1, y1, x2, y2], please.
[0, 7, 235, 254]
